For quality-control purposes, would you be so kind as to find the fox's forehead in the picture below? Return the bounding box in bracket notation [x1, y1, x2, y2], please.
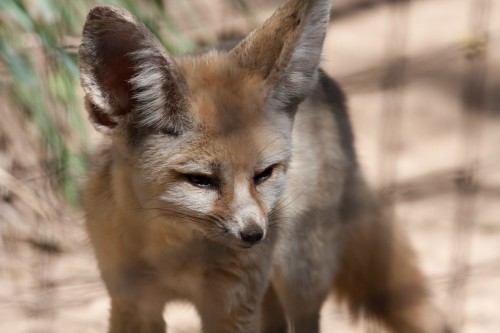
[178, 52, 267, 135]
[172, 119, 289, 169]
[170, 131, 289, 176]
[166, 52, 292, 172]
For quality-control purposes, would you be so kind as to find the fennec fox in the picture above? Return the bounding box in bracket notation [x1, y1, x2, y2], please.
[79, 0, 452, 332]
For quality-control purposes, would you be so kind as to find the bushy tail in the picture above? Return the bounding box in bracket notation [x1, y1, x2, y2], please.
[332, 172, 453, 333]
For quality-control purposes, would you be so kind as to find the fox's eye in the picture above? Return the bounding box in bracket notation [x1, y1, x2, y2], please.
[254, 165, 275, 185]
[186, 174, 217, 189]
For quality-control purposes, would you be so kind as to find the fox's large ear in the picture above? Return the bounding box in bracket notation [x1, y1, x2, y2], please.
[230, 0, 330, 111]
[79, 6, 190, 135]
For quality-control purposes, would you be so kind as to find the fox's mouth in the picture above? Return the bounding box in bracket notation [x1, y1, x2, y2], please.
[227, 240, 263, 251]
[230, 243, 253, 251]
[234, 241, 260, 250]
[203, 227, 265, 251]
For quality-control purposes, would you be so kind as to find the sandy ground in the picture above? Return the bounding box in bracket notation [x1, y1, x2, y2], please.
[1, 0, 499, 332]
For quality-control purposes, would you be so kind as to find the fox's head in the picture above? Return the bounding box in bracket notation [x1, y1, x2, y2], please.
[79, 0, 331, 250]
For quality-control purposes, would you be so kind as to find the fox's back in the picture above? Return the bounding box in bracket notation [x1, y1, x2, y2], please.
[281, 71, 355, 223]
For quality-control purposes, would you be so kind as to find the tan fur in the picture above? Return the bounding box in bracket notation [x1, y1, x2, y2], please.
[79, 0, 452, 332]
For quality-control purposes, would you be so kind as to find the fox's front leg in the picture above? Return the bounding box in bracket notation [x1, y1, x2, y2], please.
[196, 251, 272, 333]
[108, 297, 166, 333]
[198, 297, 261, 333]
[100, 261, 168, 333]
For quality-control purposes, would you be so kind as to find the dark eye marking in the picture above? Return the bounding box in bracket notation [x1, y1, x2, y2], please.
[186, 174, 218, 189]
[253, 164, 276, 185]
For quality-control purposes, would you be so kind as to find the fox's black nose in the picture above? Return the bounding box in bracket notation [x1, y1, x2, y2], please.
[240, 226, 264, 244]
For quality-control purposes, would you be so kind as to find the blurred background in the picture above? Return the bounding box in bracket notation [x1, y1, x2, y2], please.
[0, 0, 498, 332]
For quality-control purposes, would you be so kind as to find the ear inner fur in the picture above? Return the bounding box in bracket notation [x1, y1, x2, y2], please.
[230, 0, 313, 79]
[79, 5, 191, 134]
[230, 0, 331, 110]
